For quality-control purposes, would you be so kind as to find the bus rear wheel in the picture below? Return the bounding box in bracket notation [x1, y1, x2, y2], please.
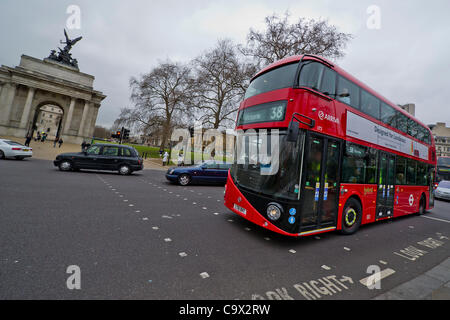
[340, 198, 362, 235]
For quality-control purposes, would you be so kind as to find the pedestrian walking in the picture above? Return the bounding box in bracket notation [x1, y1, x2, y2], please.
[81, 140, 87, 152]
[162, 151, 169, 166]
[53, 137, 59, 148]
[24, 134, 32, 147]
[177, 152, 184, 166]
[58, 138, 63, 148]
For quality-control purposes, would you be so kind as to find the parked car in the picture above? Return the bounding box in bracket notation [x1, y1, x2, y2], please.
[54, 144, 143, 175]
[0, 139, 32, 160]
[165, 161, 231, 186]
[435, 181, 450, 201]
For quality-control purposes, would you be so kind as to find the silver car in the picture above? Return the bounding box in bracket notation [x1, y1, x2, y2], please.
[0, 139, 33, 160]
[435, 181, 450, 201]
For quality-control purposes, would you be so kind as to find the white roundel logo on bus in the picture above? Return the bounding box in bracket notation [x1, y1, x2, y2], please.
[409, 194, 414, 206]
[318, 111, 325, 120]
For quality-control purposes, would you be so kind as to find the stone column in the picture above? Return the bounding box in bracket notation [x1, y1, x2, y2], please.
[87, 106, 99, 137]
[19, 87, 36, 129]
[78, 100, 90, 137]
[1, 83, 17, 125]
[63, 97, 76, 135]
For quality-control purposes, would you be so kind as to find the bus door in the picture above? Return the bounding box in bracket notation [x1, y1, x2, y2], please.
[376, 152, 395, 219]
[300, 133, 342, 231]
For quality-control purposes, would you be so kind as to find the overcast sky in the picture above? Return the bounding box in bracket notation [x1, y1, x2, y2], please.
[1, 0, 449, 128]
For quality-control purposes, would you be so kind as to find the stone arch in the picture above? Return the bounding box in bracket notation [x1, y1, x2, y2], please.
[0, 55, 106, 143]
[29, 100, 66, 139]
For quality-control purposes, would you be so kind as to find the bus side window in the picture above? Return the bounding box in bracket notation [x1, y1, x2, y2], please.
[380, 103, 397, 127]
[365, 149, 378, 184]
[406, 158, 417, 185]
[319, 68, 336, 97]
[361, 90, 380, 120]
[342, 142, 366, 184]
[417, 162, 427, 186]
[396, 112, 408, 134]
[337, 76, 360, 109]
[396, 157, 406, 185]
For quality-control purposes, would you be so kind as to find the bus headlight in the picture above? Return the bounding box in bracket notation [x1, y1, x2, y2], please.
[267, 203, 283, 221]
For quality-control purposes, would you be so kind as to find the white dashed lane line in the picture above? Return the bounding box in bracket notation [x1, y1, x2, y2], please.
[421, 215, 450, 224]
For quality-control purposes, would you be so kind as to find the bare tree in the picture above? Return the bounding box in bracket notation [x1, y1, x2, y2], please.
[192, 39, 256, 129]
[126, 61, 194, 151]
[240, 11, 353, 67]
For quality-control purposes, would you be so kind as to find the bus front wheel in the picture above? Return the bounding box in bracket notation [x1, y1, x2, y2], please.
[340, 198, 362, 235]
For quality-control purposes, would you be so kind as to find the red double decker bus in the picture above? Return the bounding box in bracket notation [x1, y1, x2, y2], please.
[224, 54, 437, 237]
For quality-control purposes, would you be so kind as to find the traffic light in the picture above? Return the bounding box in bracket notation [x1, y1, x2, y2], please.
[111, 130, 122, 139]
[122, 128, 130, 140]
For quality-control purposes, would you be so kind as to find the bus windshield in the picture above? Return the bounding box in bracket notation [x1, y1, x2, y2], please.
[231, 130, 304, 200]
[244, 63, 298, 100]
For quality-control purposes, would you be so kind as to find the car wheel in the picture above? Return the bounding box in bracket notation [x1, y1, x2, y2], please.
[178, 174, 191, 186]
[59, 160, 72, 171]
[118, 165, 131, 175]
[340, 198, 362, 235]
[0, 150, 5, 159]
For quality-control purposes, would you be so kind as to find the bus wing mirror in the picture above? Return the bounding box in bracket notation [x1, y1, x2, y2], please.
[287, 120, 299, 142]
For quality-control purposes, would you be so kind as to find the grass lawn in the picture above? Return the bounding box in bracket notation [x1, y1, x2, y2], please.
[92, 139, 232, 163]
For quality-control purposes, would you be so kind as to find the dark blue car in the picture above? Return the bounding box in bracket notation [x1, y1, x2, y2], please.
[165, 161, 231, 186]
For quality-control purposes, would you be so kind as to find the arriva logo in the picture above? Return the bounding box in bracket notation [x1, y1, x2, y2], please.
[318, 111, 340, 124]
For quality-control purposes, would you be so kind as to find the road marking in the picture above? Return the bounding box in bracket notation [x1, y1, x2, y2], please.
[142, 217, 148, 221]
[321, 265, 331, 271]
[244, 227, 251, 231]
[135, 210, 141, 213]
[213, 212, 219, 215]
[379, 260, 388, 265]
[179, 252, 187, 257]
[200, 272, 209, 279]
[344, 247, 351, 251]
[128, 204, 134, 207]
[289, 249, 296, 254]
[152, 226, 159, 230]
[264, 237, 271, 241]
[202, 207, 207, 210]
[164, 238, 172, 242]
[421, 215, 450, 224]
[359, 268, 395, 288]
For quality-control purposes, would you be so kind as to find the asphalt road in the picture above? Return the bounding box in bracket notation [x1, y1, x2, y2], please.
[1, 158, 449, 300]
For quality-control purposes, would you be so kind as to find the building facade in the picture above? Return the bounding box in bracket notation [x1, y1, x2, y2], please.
[398, 103, 416, 116]
[0, 55, 106, 144]
[429, 122, 450, 157]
